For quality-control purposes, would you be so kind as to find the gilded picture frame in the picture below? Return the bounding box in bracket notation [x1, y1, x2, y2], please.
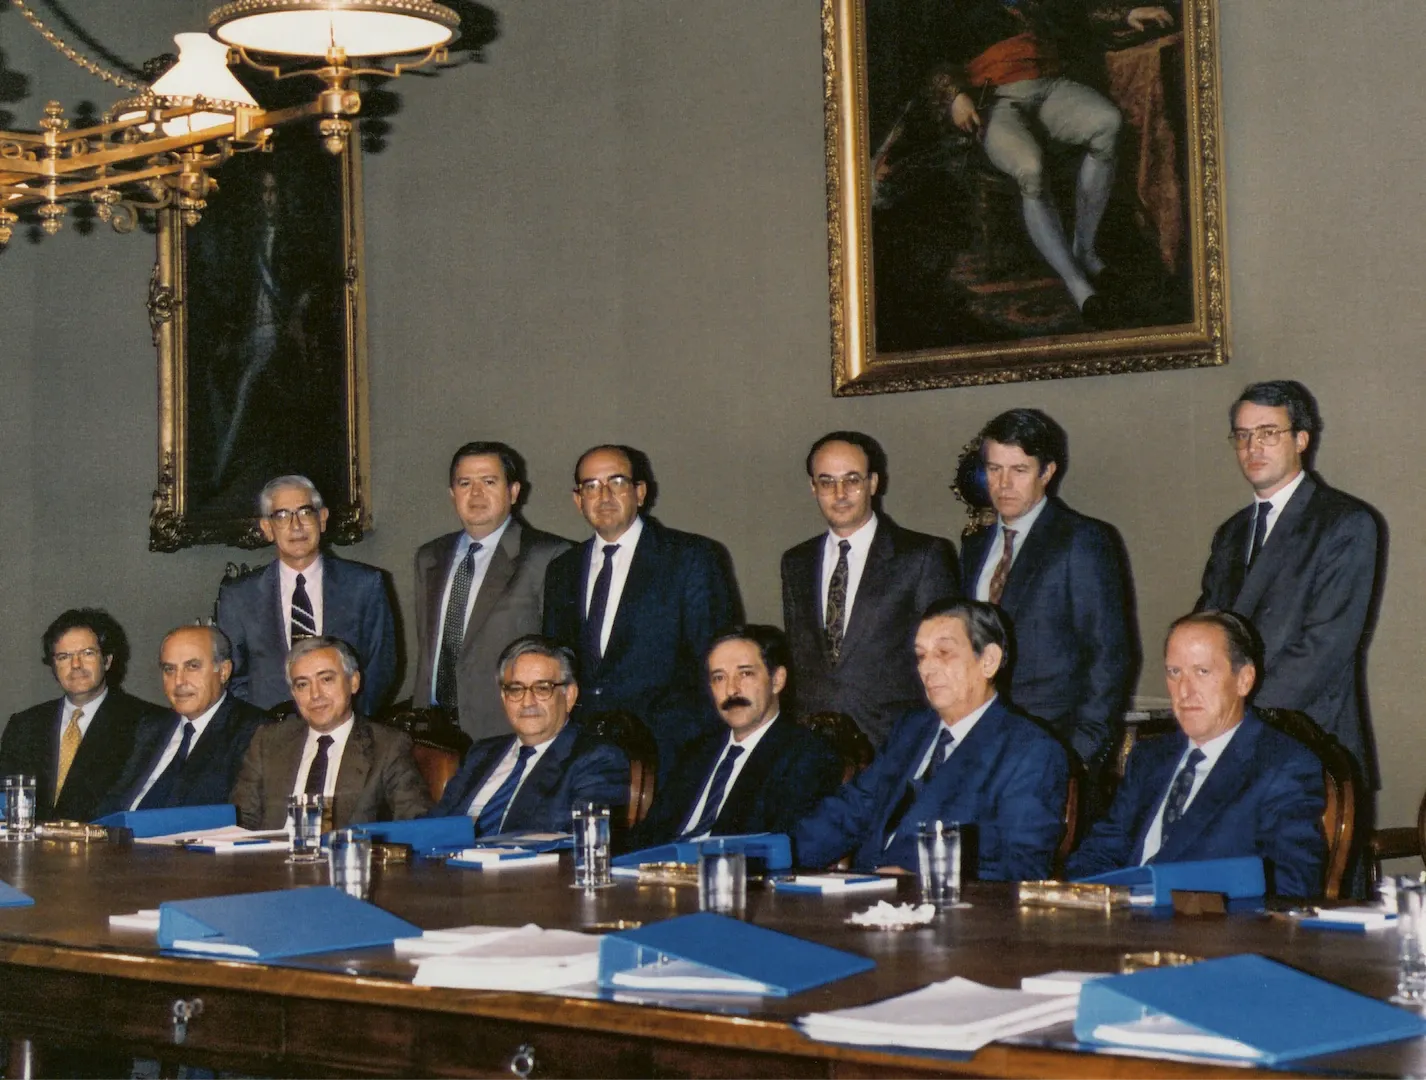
[824, 0, 1229, 394]
[148, 131, 371, 551]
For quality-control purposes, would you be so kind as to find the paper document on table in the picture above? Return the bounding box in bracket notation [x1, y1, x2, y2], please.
[134, 825, 288, 848]
[1296, 905, 1396, 932]
[799, 977, 1077, 1051]
[609, 959, 773, 994]
[1019, 971, 1109, 996]
[447, 848, 559, 870]
[394, 925, 525, 957]
[109, 909, 161, 932]
[1091, 1015, 1261, 1060]
[412, 925, 602, 991]
[770, 873, 897, 895]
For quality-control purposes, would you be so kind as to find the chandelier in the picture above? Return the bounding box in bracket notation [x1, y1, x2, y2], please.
[0, 0, 460, 246]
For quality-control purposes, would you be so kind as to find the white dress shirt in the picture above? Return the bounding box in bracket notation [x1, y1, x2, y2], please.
[279, 556, 324, 647]
[1139, 722, 1241, 864]
[819, 514, 878, 627]
[465, 729, 560, 821]
[911, 695, 996, 779]
[583, 514, 645, 655]
[430, 516, 511, 698]
[1249, 468, 1306, 555]
[975, 496, 1050, 601]
[129, 694, 227, 809]
[289, 715, 355, 799]
[679, 713, 780, 840]
[62, 687, 105, 739]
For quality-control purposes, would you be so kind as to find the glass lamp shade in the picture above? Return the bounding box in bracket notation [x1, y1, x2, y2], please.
[146, 33, 257, 135]
[209, 0, 459, 58]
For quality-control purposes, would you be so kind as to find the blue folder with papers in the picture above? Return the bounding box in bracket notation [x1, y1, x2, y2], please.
[597, 911, 874, 996]
[1075, 954, 1426, 1064]
[1075, 856, 1265, 907]
[93, 803, 236, 839]
[359, 816, 475, 853]
[157, 886, 421, 960]
[0, 879, 33, 908]
[612, 833, 793, 871]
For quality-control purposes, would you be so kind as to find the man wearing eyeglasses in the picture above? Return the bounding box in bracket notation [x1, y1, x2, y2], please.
[0, 609, 161, 822]
[431, 635, 629, 831]
[781, 431, 959, 747]
[543, 445, 740, 782]
[217, 475, 397, 716]
[1197, 381, 1379, 786]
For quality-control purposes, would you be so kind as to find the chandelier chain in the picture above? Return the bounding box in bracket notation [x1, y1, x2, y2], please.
[10, 0, 145, 92]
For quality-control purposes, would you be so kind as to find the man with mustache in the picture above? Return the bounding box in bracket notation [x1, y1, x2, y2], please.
[626, 625, 842, 848]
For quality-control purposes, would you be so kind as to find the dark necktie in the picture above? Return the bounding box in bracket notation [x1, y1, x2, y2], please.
[304, 734, 334, 796]
[581, 544, 621, 664]
[922, 727, 956, 784]
[435, 542, 481, 709]
[474, 744, 537, 836]
[824, 539, 851, 664]
[884, 727, 955, 848]
[987, 526, 1017, 604]
[1248, 501, 1271, 568]
[137, 721, 195, 810]
[680, 744, 746, 840]
[1159, 747, 1207, 847]
[291, 572, 317, 641]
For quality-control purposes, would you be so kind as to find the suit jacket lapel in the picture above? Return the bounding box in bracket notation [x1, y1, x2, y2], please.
[457, 737, 514, 813]
[423, 533, 463, 647]
[912, 702, 1002, 815]
[334, 720, 374, 810]
[463, 522, 520, 653]
[713, 725, 774, 831]
[997, 499, 1061, 614]
[509, 724, 575, 819]
[1127, 734, 1187, 864]
[1234, 477, 1316, 613]
[1156, 716, 1263, 863]
[962, 529, 991, 593]
[600, 520, 656, 669]
[261, 562, 286, 650]
[181, 697, 235, 786]
[840, 525, 892, 659]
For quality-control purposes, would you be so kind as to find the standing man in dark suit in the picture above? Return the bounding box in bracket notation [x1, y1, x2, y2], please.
[0, 610, 160, 822]
[1197, 380, 1379, 784]
[629, 625, 843, 848]
[432, 636, 629, 832]
[413, 442, 571, 742]
[232, 636, 431, 831]
[781, 432, 959, 747]
[96, 626, 270, 815]
[1068, 611, 1325, 898]
[543, 445, 740, 780]
[793, 599, 1068, 879]
[217, 475, 396, 716]
[961, 409, 1135, 780]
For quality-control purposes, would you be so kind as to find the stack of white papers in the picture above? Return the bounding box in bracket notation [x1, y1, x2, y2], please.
[133, 825, 288, 850]
[609, 959, 772, 994]
[409, 924, 602, 991]
[448, 848, 559, 870]
[799, 977, 1077, 1052]
[1019, 971, 1109, 996]
[1091, 1015, 1261, 1060]
[109, 909, 161, 932]
[771, 873, 898, 895]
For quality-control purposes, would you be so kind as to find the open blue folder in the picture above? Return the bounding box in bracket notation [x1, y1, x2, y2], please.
[359, 816, 475, 853]
[157, 887, 421, 960]
[1076, 954, 1426, 1064]
[598, 912, 874, 996]
[0, 880, 33, 908]
[613, 833, 793, 871]
[93, 803, 236, 839]
[1075, 856, 1265, 907]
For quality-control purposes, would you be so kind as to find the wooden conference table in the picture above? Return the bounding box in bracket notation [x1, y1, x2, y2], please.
[0, 837, 1421, 1078]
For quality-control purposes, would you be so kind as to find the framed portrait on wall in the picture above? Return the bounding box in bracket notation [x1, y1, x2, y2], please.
[148, 124, 371, 551]
[824, 0, 1229, 394]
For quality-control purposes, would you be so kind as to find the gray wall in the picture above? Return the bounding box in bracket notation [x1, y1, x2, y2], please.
[2, 1, 1422, 829]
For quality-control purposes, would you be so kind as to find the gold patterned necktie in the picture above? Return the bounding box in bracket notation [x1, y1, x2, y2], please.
[55, 708, 83, 796]
[987, 527, 1017, 605]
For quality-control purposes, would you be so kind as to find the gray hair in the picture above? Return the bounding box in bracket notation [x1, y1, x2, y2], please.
[496, 634, 576, 685]
[285, 635, 360, 684]
[258, 475, 325, 517]
[161, 623, 232, 667]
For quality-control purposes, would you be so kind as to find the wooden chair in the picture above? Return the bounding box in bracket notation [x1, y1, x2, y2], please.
[583, 710, 658, 829]
[1056, 754, 1083, 878]
[796, 711, 875, 783]
[376, 704, 472, 803]
[1369, 788, 1426, 887]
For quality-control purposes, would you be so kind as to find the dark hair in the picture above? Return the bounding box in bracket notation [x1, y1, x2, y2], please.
[496, 634, 577, 684]
[918, 597, 1009, 658]
[573, 444, 649, 486]
[978, 409, 1066, 476]
[1231, 381, 1320, 438]
[43, 608, 127, 675]
[707, 624, 791, 675]
[804, 431, 887, 488]
[449, 441, 525, 489]
[1165, 610, 1262, 677]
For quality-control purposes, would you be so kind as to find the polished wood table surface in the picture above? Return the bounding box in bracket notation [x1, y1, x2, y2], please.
[0, 836, 1420, 1078]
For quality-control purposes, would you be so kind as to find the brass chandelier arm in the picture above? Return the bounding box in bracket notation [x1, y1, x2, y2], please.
[229, 42, 448, 82]
[9, 0, 146, 92]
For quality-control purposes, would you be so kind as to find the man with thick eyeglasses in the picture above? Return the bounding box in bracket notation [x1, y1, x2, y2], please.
[543, 444, 740, 782]
[1197, 381, 1380, 790]
[217, 474, 396, 716]
[413, 441, 571, 742]
[781, 431, 958, 747]
[0, 609, 161, 822]
[430, 635, 629, 832]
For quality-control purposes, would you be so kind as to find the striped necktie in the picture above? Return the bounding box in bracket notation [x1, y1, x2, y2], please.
[291, 572, 317, 641]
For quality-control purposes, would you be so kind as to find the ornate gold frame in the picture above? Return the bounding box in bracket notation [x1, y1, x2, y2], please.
[148, 137, 371, 552]
[824, 0, 1230, 394]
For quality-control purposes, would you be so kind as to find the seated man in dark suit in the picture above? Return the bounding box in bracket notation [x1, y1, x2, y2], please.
[629, 625, 842, 848]
[793, 599, 1068, 879]
[231, 636, 432, 831]
[432, 635, 629, 834]
[0, 609, 160, 822]
[217, 475, 397, 715]
[1067, 611, 1325, 897]
[95, 626, 270, 815]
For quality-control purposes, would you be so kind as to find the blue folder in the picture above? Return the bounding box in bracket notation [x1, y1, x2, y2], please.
[613, 833, 793, 871]
[359, 816, 475, 853]
[597, 911, 874, 996]
[157, 886, 421, 960]
[1075, 856, 1265, 907]
[0, 879, 33, 908]
[1075, 954, 1426, 1064]
[93, 803, 236, 839]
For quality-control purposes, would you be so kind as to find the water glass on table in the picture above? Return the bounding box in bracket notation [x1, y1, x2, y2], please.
[2, 776, 36, 842]
[287, 793, 326, 863]
[698, 840, 747, 917]
[571, 802, 612, 889]
[1395, 875, 1426, 1003]
[916, 820, 962, 910]
[328, 828, 373, 900]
